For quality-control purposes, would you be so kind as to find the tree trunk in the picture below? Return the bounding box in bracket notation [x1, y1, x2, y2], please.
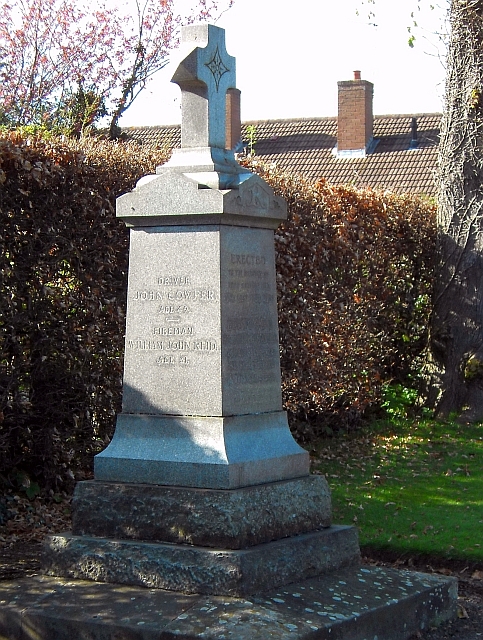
[428, 0, 483, 420]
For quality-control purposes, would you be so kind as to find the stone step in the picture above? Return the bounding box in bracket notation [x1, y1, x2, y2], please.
[71, 477, 332, 549]
[43, 525, 361, 596]
[0, 565, 457, 640]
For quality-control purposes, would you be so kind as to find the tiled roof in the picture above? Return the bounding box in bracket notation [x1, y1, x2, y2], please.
[122, 113, 440, 196]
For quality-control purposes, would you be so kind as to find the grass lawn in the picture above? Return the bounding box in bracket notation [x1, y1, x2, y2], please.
[311, 417, 483, 564]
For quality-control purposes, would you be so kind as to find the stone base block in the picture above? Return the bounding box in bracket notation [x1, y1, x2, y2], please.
[72, 476, 331, 548]
[43, 525, 360, 596]
[94, 412, 309, 489]
[0, 567, 457, 639]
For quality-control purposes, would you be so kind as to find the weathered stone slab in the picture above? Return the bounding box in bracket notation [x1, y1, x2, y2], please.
[0, 567, 457, 640]
[71, 476, 332, 548]
[0, 576, 59, 640]
[0, 574, 190, 640]
[168, 567, 457, 639]
[43, 526, 360, 596]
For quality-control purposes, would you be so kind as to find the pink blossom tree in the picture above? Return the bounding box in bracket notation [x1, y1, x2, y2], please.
[0, 0, 232, 137]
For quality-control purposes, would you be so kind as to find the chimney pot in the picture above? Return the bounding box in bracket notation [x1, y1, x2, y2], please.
[337, 72, 374, 156]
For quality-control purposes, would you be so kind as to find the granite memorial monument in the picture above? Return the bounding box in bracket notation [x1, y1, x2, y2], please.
[35, 24, 457, 639]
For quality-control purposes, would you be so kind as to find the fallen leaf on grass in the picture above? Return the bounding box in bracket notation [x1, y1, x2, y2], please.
[457, 605, 469, 619]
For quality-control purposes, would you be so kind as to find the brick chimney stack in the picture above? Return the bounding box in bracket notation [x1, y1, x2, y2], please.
[337, 71, 374, 157]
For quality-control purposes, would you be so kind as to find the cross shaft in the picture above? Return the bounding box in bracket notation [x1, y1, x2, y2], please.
[171, 24, 236, 149]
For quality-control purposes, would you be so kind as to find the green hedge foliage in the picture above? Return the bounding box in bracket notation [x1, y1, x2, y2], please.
[0, 133, 169, 490]
[0, 135, 436, 490]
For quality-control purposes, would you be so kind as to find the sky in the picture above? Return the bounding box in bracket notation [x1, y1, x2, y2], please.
[120, 0, 449, 127]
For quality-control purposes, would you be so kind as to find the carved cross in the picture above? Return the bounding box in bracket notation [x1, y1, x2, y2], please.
[171, 24, 236, 150]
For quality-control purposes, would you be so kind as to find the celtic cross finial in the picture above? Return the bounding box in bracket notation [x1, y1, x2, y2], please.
[171, 24, 236, 149]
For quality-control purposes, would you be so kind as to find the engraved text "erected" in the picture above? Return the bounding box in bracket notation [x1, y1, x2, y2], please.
[231, 254, 266, 266]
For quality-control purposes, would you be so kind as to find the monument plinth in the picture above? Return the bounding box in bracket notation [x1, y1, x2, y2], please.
[43, 24, 354, 595]
[40, 27, 456, 639]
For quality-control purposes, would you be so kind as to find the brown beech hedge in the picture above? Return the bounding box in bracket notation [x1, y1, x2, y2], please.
[0, 134, 436, 491]
[243, 159, 435, 441]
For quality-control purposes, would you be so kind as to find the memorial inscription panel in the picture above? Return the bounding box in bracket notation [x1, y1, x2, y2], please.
[121, 224, 284, 419]
[122, 226, 222, 416]
[221, 226, 283, 415]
